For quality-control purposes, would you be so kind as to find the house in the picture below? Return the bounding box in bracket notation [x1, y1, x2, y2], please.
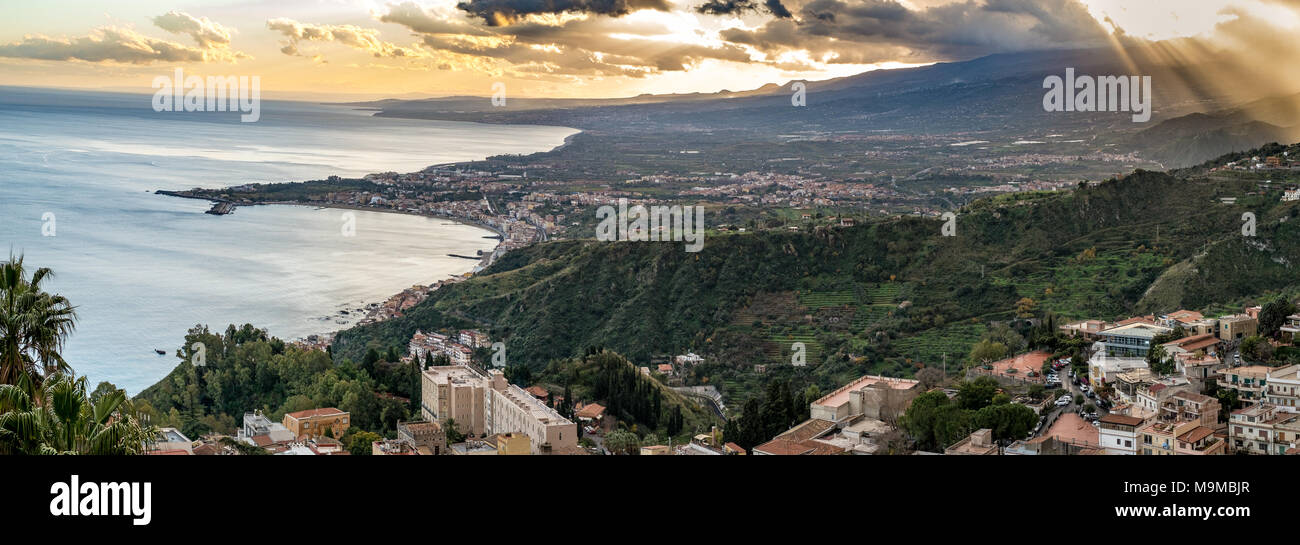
[238, 410, 294, 447]
[283, 407, 350, 440]
[575, 402, 609, 434]
[1098, 414, 1144, 455]
[1161, 334, 1221, 359]
[753, 418, 845, 455]
[1161, 310, 1204, 328]
[1135, 376, 1192, 413]
[1281, 314, 1300, 343]
[1060, 319, 1109, 341]
[147, 428, 194, 455]
[1174, 426, 1226, 455]
[1139, 419, 1200, 455]
[1216, 314, 1258, 342]
[1175, 354, 1226, 390]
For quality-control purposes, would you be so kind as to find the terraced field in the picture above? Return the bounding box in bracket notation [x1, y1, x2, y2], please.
[891, 322, 988, 370]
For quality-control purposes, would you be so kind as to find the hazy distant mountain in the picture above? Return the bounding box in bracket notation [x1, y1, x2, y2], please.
[367, 47, 1293, 167]
[1135, 93, 1300, 167]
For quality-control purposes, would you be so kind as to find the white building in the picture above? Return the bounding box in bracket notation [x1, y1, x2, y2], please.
[1088, 353, 1148, 386]
[1098, 413, 1144, 455]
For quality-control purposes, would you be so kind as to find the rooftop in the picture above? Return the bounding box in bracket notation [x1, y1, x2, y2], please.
[284, 407, 346, 420]
[1101, 322, 1172, 339]
[813, 374, 920, 409]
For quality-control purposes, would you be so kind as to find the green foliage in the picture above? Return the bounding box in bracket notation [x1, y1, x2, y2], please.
[0, 373, 155, 455]
[136, 324, 415, 438]
[541, 350, 714, 441]
[347, 430, 381, 456]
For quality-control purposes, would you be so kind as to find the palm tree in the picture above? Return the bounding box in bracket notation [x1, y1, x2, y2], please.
[0, 254, 77, 387]
[0, 372, 154, 455]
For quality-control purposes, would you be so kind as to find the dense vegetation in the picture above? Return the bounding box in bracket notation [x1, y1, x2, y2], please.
[0, 255, 153, 454]
[332, 165, 1300, 411]
[135, 324, 420, 442]
[536, 349, 719, 442]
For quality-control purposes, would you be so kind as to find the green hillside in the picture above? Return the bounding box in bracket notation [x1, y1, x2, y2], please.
[329, 158, 1299, 405]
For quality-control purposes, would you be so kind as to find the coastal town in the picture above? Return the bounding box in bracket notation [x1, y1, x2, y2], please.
[141, 299, 1300, 456]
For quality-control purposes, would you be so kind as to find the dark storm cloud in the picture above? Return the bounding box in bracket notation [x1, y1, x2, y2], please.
[697, 0, 793, 18]
[455, 0, 673, 26]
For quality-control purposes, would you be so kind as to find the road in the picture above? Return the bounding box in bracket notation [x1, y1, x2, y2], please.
[1027, 363, 1111, 440]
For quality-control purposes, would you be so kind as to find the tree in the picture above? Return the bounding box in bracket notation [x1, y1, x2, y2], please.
[968, 340, 1008, 366]
[0, 373, 154, 455]
[1241, 335, 1275, 363]
[346, 430, 381, 456]
[0, 255, 77, 388]
[974, 403, 1037, 441]
[1015, 297, 1038, 319]
[444, 418, 466, 444]
[1260, 297, 1298, 338]
[1146, 344, 1176, 375]
[916, 367, 945, 390]
[604, 429, 640, 454]
[957, 376, 1000, 410]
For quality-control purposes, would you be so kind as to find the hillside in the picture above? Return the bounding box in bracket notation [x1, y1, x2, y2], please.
[331, 156, 1300, 405]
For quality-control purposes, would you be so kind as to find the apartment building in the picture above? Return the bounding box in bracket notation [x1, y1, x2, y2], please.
[420, 364, 578, 454]
[1113, 369, 1156, 403]
[1264, 364, 1300, 412]
[1229, 403, 1300, 455]
[1159, 391, 1221, 428]
[283, 408, 350, 440]
[1140, 419, 1200, 455]
[1135, 377, 1192, 413]
[1219, 366, 1272, 405]
[1088, 354, 1148, 386]
[1099, 414, 1143, 455]
[1099, 322, 1172, 358]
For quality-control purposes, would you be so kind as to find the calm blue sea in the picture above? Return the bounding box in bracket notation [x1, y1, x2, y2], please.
[0, 86, 577, 393]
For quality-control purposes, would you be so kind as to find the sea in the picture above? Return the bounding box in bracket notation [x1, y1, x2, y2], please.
[0, 86, 577, 394]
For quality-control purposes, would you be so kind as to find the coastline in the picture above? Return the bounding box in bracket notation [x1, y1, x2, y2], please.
[155, 193, 506, 341]
[152, 115, 581, 350]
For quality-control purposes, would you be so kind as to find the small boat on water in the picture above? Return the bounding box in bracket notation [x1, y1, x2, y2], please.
[154, 349, 166, 355]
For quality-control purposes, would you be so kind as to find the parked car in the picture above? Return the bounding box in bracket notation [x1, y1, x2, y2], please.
[1091, 420, 1100, 427]
[1055, 398, 1070, 407]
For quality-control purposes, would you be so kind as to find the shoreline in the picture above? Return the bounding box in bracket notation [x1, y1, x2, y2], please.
[154, 114, 580, 349]
[154, 193, 507, 347]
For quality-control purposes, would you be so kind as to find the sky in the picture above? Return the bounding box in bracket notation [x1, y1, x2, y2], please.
[0, 0, 1297, 100]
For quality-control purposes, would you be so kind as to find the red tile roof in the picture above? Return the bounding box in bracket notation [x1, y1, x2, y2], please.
[575, 402, 606, 419]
